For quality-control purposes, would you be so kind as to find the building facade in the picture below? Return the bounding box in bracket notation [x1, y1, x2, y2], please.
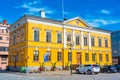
[111, 31, 120, 64]
[8, 15, 112, 72]
[0, 20, 10, 70]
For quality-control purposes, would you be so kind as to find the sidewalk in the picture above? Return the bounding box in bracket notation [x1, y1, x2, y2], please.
[0, 70, 75, 76]
[25, 70, 75, 76]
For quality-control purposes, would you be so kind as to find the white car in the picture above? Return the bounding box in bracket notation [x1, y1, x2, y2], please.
[76, 64, 100, 74]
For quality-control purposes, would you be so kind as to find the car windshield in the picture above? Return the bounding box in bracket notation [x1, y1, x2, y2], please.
[111, 66, 115, 68]
[84, 65, 91, 67]
[93, 65, 99, 67]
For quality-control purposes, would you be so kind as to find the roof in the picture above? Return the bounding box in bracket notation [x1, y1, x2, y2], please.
[24, 15, 63, 24]
[92, 27, 112, 33]
[10, 15, 111, 33]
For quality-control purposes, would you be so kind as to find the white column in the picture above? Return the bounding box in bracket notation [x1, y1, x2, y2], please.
[64, 27, 66, 48]
[80, 31, 84, 49]
[72, 29, 75, 48]
[88, 32, 91, 49]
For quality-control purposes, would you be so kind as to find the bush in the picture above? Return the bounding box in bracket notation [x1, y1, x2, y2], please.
[20, 67, 26, 73]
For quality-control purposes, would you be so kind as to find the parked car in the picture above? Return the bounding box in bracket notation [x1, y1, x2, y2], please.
[114, 64, 120, 72]
[101, 65, 117, 73]
[75, 64, 100, 74]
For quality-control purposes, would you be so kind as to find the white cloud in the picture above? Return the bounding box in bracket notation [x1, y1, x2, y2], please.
[15, 0, 54, 15]
[86, 19, 120, 27]
[100, 9, 110, 15]
[84, 11, 120, 27]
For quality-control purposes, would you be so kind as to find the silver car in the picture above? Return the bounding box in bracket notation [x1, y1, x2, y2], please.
[76, 64, 100, 74]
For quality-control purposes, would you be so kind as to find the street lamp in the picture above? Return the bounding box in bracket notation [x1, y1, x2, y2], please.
[26, 56, 29, 68]
[68, 42, 74, 75]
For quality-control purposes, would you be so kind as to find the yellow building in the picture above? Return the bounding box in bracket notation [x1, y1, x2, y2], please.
[8, 13, 112, 72]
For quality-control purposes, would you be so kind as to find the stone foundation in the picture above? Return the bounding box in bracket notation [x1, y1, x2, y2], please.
[9, 66, 63, 73]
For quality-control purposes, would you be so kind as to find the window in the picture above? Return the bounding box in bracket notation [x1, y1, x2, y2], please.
[84, 37, 88, 46]
[84, 65, 91, 67]
[0, 47, 8, 51]
[1, 55, 7, 61]
[114, 50, 117, 54]
[105, 39, 108, 47]
[6, 37, 9, 41]
[99, 54, 102, 62]
[6, 29, 8, 33]
[13, 33, 16, 44]
[15, 53, 19, 62]
[92, 53, 96, 61]
[91, 37, 95, 46]
[34, 29, 40, 41]
[1, 62, 7, 64]
[76, 35, 80, 45]
[2, 29, 4, 33]
[57, 33, 62, 43]
[85, 53, 89, 61]
[0, 36, 2, 40]
[67, 35, 72, 42]
[17, 30, 20, 42]
[33, 50, 39, 61]
[44, 51, 51, 61]
[10, 35, 13, 46]
[98, 38, 102, 47]
[46, 31, 51, 42]
[113, 59, 118, 64]
[68, 52, 72, 61]
[57, 52, 62, 61]
[106, 54, 109, 62]
[21, 28, 25, 41]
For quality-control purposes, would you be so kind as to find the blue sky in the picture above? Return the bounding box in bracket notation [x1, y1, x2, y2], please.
[0, 0, 120, 31]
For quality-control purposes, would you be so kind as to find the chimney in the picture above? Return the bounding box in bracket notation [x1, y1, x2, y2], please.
[40, 10, 45, 18]
[3, 20, 7, 25]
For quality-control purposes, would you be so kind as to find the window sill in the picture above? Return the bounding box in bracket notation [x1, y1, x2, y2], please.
[33, 61, 39, 62]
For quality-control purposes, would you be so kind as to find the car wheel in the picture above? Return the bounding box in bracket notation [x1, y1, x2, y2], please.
[118, 70, 120, 72]
[95, 72, 98, 74]
[76, 70, 79, 74]
[107, 70, 110, 73]
[87, 70, 92, 75]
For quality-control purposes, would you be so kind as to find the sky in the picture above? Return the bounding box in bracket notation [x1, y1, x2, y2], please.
[0, 0, 120, 31]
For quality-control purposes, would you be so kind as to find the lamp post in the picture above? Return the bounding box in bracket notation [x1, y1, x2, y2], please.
[68, 42, 74, 75]
[26, 56, 29, 68]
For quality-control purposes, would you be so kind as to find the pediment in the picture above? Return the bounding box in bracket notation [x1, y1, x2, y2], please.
[64, 17, 90, 28]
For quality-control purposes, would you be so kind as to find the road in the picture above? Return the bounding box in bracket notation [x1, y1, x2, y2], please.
[0, 71, 120, 80]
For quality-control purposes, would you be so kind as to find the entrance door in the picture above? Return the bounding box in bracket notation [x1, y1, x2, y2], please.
[76, 52, 81, 65]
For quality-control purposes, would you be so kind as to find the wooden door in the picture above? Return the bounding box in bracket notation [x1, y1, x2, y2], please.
[76, 52, 81, 65]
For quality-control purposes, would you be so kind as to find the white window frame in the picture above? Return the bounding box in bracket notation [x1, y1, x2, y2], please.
[57, 32, 62, 43]
[33, 29, 40, 41]
[46, 30, 52, 42]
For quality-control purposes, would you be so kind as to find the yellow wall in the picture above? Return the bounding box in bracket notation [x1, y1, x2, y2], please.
[66, 19, 88, 28]
[8, 18, 112, 68]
